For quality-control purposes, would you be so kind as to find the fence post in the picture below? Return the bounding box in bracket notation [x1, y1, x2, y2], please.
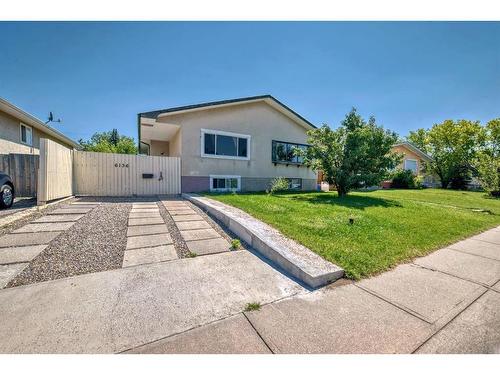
[37, 138, 48, 205]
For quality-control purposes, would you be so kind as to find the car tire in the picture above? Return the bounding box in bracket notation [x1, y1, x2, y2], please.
[0, 184, 14, 209]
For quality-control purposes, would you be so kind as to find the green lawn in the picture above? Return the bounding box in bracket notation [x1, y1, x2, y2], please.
[206, 189, 500, 280]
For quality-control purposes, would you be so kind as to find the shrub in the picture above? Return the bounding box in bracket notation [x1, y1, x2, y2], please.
[390, 169, 416, 189]
[414, 175, 424, 189]
[267, 177, 289, 194]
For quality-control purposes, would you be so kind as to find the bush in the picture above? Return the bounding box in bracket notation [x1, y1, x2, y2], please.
[475, 152, 500, 197]
[390, 169, 417, 189]
[414, 175, 424, 189]
[267, 177, 289, 194]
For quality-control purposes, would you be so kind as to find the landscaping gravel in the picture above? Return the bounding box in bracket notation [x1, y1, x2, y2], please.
[7, 201, 130, 288]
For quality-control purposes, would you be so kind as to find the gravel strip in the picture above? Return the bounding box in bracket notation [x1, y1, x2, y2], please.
[158, 201, 190, 258]
[7, 201, 130, 288]
[183, 200, 251, 252]
[0, 198, 76, 238]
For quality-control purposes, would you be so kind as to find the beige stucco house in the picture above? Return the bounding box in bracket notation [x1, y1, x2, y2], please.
[138, 95, 317, 193]
[392, 142, 432, 176]
[0, 97, 79, 154]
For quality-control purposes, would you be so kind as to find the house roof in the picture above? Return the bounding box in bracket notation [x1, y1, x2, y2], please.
[394, 142, 433, 161]
[0, 97, 80, 149]
[138, 95, 317, 130]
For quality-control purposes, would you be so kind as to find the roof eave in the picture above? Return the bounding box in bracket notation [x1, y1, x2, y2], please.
[139, 95, 317, 131]
[394, 142, 433, 162]
[0, 98, 80, 149]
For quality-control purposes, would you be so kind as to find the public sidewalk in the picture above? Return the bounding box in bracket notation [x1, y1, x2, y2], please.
[129, 225, 500, 354]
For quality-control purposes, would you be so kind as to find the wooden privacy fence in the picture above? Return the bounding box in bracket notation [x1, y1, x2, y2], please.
[37, 138, 73, 204]
[0, 153, 39, 197]
[73, 151, 181, 196]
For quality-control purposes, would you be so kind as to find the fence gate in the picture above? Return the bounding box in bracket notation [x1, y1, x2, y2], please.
[73, 151, 181, 196]
[0, 153, 39, 197]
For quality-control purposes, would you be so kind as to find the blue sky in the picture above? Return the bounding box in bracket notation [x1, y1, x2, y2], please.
[0, 22, 499, 142]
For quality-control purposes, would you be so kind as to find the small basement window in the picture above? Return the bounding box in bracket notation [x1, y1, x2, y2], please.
[210, 175, 241, 192]
[287, 178, 302, 190]
[20, 123, 33, 146]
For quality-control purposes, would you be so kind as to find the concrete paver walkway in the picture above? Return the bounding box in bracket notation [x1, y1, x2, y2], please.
[162, 199, 231, 256]
[123, 202, 178, 268]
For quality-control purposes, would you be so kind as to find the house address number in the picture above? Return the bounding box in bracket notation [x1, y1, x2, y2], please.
[114, 163, 129, 168]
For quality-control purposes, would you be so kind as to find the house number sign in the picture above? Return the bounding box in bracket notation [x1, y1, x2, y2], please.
[114, 163, 129, 168]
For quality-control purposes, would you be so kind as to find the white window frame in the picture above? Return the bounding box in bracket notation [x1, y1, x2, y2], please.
[20, 123, 33, 146]
[404, 159, 418, 174]
[209, 175, 241, 192]
[201, 128, 251, 161]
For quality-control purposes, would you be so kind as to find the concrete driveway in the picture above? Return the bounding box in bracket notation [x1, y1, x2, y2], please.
[0, 250, 305, 353]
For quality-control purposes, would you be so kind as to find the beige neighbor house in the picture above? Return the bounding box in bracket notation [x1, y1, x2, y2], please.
[317, 141, 436, 190]
[0, 97, 79, 154]
[392, 142, 433, 177]
[138, 95, 318, 193]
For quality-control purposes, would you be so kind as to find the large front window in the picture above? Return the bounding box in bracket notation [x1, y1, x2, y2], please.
[201, 129, 250, 160]
[272, 140, 308, 165]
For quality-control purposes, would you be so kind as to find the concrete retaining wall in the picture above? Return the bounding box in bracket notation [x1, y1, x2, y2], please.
[183, 194, 344, 288]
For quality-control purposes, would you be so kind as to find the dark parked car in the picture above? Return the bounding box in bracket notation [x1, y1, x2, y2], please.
[0, 172, 14, 209]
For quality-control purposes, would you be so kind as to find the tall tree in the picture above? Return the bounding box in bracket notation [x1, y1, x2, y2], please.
[79, 129, 137, 154]
[474, 119, 500, 196]
[300, 108, 400, 197]
[407, 120, 486, 189]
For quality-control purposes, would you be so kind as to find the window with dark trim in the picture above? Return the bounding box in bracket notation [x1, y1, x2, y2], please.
[272, 140, 309, 165]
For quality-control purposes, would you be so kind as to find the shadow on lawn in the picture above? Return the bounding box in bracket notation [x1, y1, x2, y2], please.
[282, 192, 402, 210]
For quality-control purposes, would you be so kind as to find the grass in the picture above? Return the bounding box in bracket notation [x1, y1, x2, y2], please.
[230, 239, 241, 250]
[244, 302, 261, 311]
[206, 189, 500, 280]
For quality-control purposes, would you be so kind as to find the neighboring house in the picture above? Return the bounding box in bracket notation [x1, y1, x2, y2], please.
[138, 95, 317, 193]
[0, 97, 79, 154]
[317, 141, 437, 190]
[392, 142, 432, 176]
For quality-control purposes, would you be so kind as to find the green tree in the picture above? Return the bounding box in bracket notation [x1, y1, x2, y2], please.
[474, 119, 500, 196]
[299, 108, 400, 197]
[407, 120, 486, 189]
[79, 129, 137, 154]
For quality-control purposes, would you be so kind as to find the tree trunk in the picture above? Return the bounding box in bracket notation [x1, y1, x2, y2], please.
[336, 184, 348, 197]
